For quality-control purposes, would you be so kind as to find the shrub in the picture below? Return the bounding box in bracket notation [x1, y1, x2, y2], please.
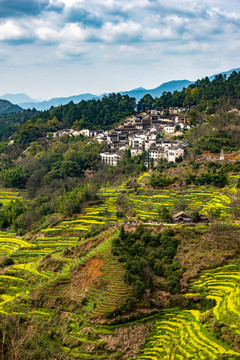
[1, 257, 14, 267]
[134, 279, 145, 299]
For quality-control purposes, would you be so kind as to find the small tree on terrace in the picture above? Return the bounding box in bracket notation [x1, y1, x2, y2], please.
[158, 206, 172, 223]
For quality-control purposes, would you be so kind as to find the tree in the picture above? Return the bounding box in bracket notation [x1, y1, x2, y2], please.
[116, 193, 130, 214]
[192, 210, 201, 223]
[0, 167, 29, 189]
[146, 274, 154, 292]
[134, 279, 145, 299]
[176, 199, 188, 212]
[158, 206, 172, 223]
[137, 94, 154, 112]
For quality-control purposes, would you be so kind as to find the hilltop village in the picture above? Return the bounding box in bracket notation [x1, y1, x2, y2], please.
[48, 106, 190, 166]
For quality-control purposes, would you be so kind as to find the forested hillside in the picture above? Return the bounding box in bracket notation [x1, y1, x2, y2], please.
[138, 71, 240, 112]
[0, 108, 37, 142]
[0, 99, 22, 115]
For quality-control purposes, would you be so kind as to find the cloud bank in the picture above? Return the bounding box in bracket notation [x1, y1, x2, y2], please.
[0, 0, 239, 97]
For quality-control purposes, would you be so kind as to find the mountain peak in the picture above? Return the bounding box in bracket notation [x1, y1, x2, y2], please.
[0, 93, 36, 104]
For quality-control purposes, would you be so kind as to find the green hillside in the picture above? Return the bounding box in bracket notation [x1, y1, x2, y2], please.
[0, 99, 22, 115]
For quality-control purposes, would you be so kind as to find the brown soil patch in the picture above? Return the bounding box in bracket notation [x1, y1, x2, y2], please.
[72, 257, 104, 289]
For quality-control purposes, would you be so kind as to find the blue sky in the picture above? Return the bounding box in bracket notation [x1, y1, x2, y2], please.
[0, 0, 239, 99]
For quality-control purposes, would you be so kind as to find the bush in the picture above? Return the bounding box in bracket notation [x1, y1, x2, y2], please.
[150, 173, 176, 188]
[134, 279, 145, 299]
[0, 167, 29, 189]
[112, 226, 181, 298]
[1, 257, 14, 267]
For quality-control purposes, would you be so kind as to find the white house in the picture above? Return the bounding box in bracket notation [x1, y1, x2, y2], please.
[130, 147, 143, 157]
[168, 147, 184, 162]
[79, 129, 91, 137]
[149, 147, 167, 161]
[129, 136, 145, 149]
[163, 124, 176, 134]
[100, 153, 121, 166]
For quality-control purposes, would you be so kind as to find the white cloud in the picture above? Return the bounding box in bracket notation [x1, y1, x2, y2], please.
[0, 20, 25, 41]
[100, 21, 142, 43]
[59, 23, 88, 42]
[143, 27, 177, 42]
[35, 26, 58, 42]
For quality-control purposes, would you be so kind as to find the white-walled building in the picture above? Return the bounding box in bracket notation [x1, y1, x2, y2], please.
[79, 129, 92, 137]
[100, 153, 122, 166]
[130, 147, 143, 157]
[168, 147, 185, 162]
[149, 147, 167, 161]
[129, 135, 145, 149]
[163, 124, 176, 134]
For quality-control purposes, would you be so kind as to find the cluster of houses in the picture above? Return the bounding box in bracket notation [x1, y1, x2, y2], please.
[47, 107, 190, 166]
[98, 109, 189, 165]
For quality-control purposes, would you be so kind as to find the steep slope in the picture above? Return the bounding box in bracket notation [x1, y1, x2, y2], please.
[0, 99, 22, 114]
[0, 179, 240, 359]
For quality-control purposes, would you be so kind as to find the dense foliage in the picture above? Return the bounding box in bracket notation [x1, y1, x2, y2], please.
[0, 108, 37, 141]
[0, 199, 26, 230]
[152, 71, 240, 111]
[150, 173, 176, 188]
[112, 226, 182, 299]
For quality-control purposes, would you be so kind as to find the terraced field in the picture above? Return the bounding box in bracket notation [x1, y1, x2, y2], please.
[0, 187, 121, 316]
[99, 184, 235, 221]
[193, 264, 240, 329]
[0, 188, 22, 205]
[0, 182, 240, 359]
[0, 230, 34, 257]
[81, 230, 130, 319]
[137, 264, 240, 360]
[0, 182, 238, 315]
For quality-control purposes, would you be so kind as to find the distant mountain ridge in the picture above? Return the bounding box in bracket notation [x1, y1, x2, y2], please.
[19, 93, 98, 111]
[0, 99, 22, 115]
[1, 67, 239, 111]
[17, 80, 193, 110]
[0, 93, 36, 104]
[209, 68, 240, 81]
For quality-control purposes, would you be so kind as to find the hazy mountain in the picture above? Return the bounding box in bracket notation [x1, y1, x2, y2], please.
[19, 93, 98, 111]
[209, 67, 240, 81]
[0, 99, 22, 114]
[9, 67, 240, 111]
[19, 81, 192, 110]
[0, 93, 36, 104]
[120, 79, 192, 100]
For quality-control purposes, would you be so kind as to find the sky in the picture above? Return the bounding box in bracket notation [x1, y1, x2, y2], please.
[0, 0, 239, 100]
